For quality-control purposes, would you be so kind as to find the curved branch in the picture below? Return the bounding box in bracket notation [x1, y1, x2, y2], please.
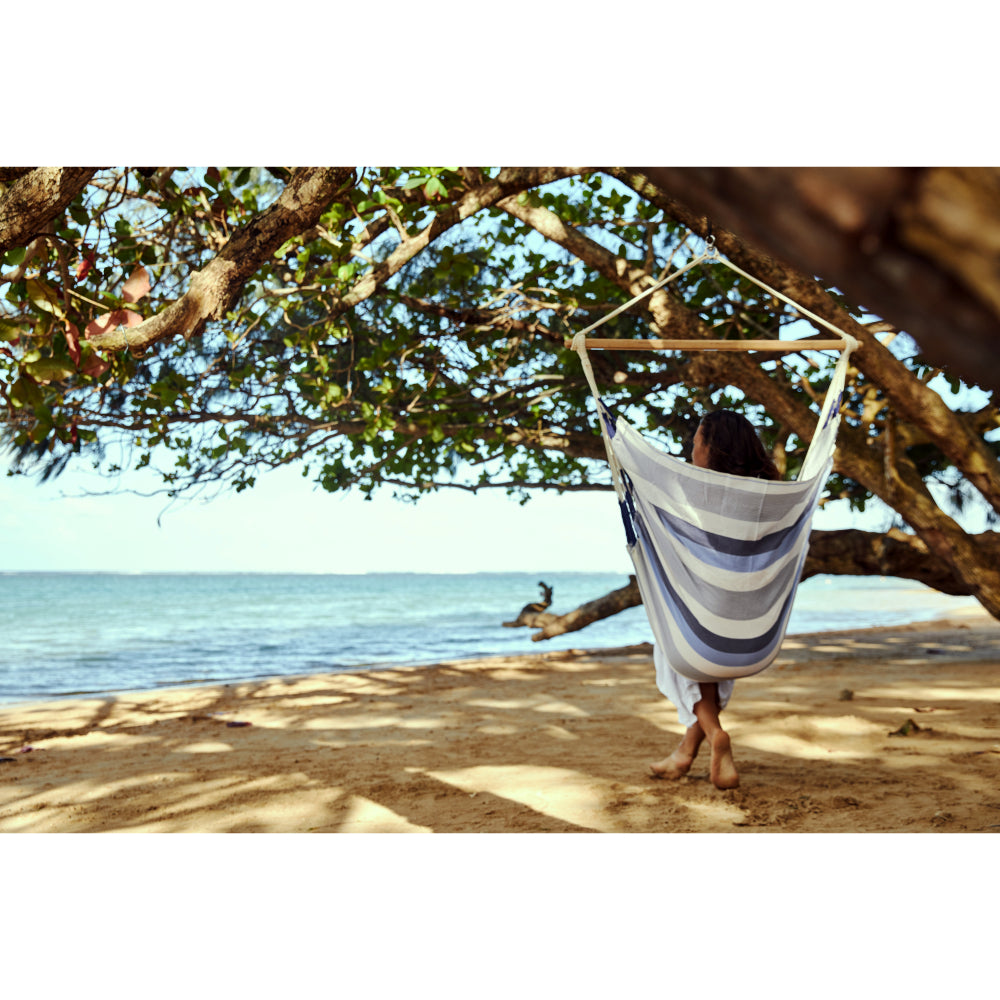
[87, 167, 357, 352]
[86, 168, 584, 356]
[801, 528, 976, 595]
[497, 191, 707, 339]
[332, 168, 585, 316]
[525, 527, 995, 641]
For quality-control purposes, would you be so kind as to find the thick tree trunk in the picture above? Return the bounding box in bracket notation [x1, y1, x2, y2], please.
[0, 167, 98, 255]
[634, 166, 1000, 396]
[801, 528, 976, 595]
[522, 528, 990, 641]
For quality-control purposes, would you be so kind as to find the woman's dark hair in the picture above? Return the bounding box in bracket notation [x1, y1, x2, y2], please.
[697, 410, 781, 481]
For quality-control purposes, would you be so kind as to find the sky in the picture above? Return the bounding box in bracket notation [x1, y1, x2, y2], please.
[0, 451, 634, 575]
[4, 62, 994, 577]
[1, 442, 900, 575]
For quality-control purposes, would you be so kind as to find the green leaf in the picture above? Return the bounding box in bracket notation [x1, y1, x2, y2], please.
[25, 358, 75, 382]
[4, 246, 26, 266]
[25, 278, 64, 317]
[424, 177, 447, 198]
[10, 376, 44, 409]
[0, 320, 22, 342]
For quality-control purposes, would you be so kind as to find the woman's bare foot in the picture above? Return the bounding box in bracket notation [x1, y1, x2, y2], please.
[649, 724, 704, 779]
[709, 730, 739, 789]
[648, 747, 696, 779]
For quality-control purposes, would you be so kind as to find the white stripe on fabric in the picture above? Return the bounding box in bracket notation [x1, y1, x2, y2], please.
[574, 319, 855, 683]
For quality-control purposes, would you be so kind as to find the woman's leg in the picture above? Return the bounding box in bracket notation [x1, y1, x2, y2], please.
[692, 683, 739, 789]
[649, 683, 739, 788]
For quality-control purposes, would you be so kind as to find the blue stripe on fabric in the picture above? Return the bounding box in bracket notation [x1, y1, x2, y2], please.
[620, 472, 640, 548]
[649, 498, 816, 573]
[599, 401, 617, 439]
[619, 499, 637, 547]
[633, 513, 798, 664]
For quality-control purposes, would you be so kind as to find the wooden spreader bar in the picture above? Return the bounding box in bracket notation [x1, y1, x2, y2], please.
[576, 337, 852, 352]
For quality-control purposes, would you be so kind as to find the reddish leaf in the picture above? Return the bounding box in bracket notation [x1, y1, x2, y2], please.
[75, 248, 96, 283]
[79, 351, 110, 379]
[122, 266, 150, 303]
[64, 321, 81, 366]
[85, 309, 143, 340]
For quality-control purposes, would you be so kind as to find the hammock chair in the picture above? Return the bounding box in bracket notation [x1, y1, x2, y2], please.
[572, 243, 859, 683]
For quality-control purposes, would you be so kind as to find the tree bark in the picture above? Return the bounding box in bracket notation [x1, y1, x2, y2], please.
[633, 166, 1000, 395]
[801, 528, 975, 595]
[0, 167, 98, 255]
[529, 575, 641, 640]
[86, 167, 583, 355]
[86, 167, 357, 352]
[524, 527, 990, 641]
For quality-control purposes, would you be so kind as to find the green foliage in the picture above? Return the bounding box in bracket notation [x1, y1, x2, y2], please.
[1, 166, 995, 541]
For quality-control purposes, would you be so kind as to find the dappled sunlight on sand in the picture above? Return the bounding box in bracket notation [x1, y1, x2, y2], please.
[178, 740, 237, 754]
[682, 798, 746, 825]
[334, 796, 432, 833]
[425, 764, 632, 829]
[740, 730, 866, 760]
[534, 700, 590, 716]
[1, 619, 999, 832]
[466, 698, 545, 711]
[862, 684, 1000, 703]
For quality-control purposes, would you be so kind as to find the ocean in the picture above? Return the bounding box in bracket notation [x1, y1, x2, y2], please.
[0, 571, 981, 705]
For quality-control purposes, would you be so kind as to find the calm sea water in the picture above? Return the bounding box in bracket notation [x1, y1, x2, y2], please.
[0, 572, 981, 705]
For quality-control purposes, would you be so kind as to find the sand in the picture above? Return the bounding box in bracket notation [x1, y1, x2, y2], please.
[2, 608, 999, 833]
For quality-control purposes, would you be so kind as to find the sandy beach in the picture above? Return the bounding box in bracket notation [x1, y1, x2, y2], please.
[2, 608, 999, 834]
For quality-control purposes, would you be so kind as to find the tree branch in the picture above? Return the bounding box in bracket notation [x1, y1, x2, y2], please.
[631, 166, 1000, 396]
[497, 191, 707, 339]
[333, 168, 585, 315]
[0, 167, 99, 255]
[86, 168, 356, 352]
[524, 527, 995, 641]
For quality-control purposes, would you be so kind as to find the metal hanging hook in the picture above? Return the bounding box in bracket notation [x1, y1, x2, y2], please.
[704, 221, 718, 258]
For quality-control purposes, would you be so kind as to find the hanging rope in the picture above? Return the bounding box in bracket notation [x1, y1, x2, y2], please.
[570, 243, 859, 355]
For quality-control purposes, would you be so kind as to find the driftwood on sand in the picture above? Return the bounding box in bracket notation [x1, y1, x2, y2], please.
[502, 581, 557, 629]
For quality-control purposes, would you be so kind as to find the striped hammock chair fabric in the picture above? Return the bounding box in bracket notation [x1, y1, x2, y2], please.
[573, 334, 855, 682]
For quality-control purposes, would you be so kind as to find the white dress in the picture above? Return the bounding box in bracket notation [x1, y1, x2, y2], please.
[654, 644, 734, 728]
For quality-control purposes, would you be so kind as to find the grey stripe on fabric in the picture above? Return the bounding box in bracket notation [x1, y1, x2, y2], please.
[635, 502, 807, 624]
[612, 418, 817, 524]
[634, 514, 799, 657]
[648, 491, 818, 562]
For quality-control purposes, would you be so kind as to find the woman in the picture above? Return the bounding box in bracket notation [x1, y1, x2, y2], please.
[649, 410, 781, 790]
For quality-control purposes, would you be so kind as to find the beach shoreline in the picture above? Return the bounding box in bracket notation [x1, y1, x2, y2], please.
[0, 601, 986, 712]
[2, 607, 999, 833]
